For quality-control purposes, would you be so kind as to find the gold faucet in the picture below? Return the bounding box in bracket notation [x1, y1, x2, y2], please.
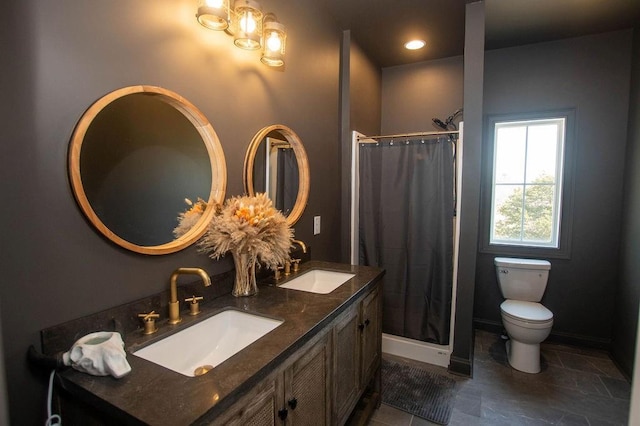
[168, 268, 211, 324]
[292, 239, 307, 254]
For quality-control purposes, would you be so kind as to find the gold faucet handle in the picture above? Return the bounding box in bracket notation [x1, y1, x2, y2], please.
[185, 296, 204, 316]
[138, 311, 160, 321]
[291, 258, 301, 272]
[274, 266, 284, 280]
[284, 261, 291, 275]
[138, 311, 160, 335]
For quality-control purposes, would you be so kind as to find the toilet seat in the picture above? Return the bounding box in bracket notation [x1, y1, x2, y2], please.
[501, 300, 553, 324]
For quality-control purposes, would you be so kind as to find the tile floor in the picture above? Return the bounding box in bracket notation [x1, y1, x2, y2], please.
[368, 329, 631, 425]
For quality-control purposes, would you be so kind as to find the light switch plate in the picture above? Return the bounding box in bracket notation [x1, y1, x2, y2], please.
[313, 216, 321, 235]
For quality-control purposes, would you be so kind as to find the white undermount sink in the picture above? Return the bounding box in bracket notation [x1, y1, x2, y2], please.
[133, 309, 283, 377]
[278, 269, 355, 294]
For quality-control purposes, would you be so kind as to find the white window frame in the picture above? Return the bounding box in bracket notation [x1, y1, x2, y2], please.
[489, 118, 566, 248]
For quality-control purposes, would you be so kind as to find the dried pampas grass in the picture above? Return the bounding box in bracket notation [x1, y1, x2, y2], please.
[175, 194, 293, 270]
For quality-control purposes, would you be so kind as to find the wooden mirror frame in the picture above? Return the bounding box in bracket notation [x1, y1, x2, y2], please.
[243, 124, 310, 226]
[68, 85, 227, 255]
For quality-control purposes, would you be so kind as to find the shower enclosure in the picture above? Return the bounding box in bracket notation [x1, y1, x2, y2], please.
[350, 125, 463, 367]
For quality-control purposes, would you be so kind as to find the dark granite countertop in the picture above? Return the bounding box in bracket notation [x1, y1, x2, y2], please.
[56, 261, 384, 425]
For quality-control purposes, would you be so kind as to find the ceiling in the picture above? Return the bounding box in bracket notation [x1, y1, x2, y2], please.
[319, 0, 640, 68]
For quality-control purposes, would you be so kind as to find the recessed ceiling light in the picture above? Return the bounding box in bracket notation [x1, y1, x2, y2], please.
[404, 39, 426, 50]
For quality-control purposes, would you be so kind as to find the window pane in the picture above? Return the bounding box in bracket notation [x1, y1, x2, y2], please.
[495, 126, 526, 184]
[522, 184, 554, 243]
[526, 124, 558, 184]
[492, 184, 523, 241]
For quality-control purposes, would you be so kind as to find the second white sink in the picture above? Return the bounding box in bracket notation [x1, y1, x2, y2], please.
[133, 309, 283, 377]
[278, 269, 355, 294]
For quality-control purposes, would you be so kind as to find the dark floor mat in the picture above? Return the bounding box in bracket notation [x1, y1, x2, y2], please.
[381, 358, 457, 425]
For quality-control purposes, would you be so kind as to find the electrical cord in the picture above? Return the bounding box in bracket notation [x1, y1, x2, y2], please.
[45, 370, 61, 426]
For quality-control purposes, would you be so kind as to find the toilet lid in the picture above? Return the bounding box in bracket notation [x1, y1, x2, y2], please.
[501, 300, 553, 323]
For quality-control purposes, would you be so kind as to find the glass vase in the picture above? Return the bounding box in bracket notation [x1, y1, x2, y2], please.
[232, 251, 258, 297]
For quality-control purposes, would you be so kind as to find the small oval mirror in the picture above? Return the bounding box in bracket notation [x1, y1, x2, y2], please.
[68, 85, 227, 255]
[243, 125, 309, 226]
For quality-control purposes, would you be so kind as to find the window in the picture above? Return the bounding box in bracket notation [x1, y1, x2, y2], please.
[481, 110, 574, 258]
[490, 118, 565, 247]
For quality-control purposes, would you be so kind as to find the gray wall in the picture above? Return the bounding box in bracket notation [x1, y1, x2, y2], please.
[381, 55, 463, 134]
[612, 26, 640, 377]
[340, 31, 382, 263]
[453, 1, 485, 375]
[0, 303, 8, 425]
[350, 40, 382, 137]
[475, 30, 633, 347]
[0, 1, 342, 424]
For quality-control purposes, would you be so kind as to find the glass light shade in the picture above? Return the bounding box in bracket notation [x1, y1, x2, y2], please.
[196, 0, 230, 30]
[233, 0, 263, 50]
[261, 21, 286, 67]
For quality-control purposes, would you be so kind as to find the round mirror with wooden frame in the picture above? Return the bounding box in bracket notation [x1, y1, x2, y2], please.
[243, 125, 309, 226]
[68, 85, 227, 255]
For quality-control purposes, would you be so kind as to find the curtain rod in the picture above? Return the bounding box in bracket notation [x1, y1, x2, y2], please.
[357, 130, 459, 142]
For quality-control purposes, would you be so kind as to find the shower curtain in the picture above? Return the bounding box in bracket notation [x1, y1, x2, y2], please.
[359, 137, 454, 345]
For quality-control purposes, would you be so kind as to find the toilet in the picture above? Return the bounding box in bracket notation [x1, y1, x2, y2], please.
[495, 257, 553, 374]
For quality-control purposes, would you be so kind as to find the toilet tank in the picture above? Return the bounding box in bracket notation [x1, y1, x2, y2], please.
[494, 257, 551, 302]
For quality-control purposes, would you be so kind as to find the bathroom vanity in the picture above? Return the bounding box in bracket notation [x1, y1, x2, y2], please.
[46, 261, 384, 425]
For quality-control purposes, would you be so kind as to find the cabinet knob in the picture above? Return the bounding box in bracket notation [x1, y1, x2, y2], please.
[288, 397, 298, 410]
[364, 319, 371, 327]
[358, 323, 365, 331]
[278, 408, 288, 421]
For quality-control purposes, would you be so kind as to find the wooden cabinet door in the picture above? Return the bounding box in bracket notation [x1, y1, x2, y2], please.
[220, 378, 281, 426]
[332, 306, 361, 425]
[285, 334, 331, 425]
[360, 287, 381, 387]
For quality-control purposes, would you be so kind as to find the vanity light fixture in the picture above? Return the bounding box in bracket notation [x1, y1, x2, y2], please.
[232, 0, 263, 50]
[196, 0, 287, 67]
[196, 0, 231, 31]
[261, 13, 286, 67]
[404, 39, 426, 50]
